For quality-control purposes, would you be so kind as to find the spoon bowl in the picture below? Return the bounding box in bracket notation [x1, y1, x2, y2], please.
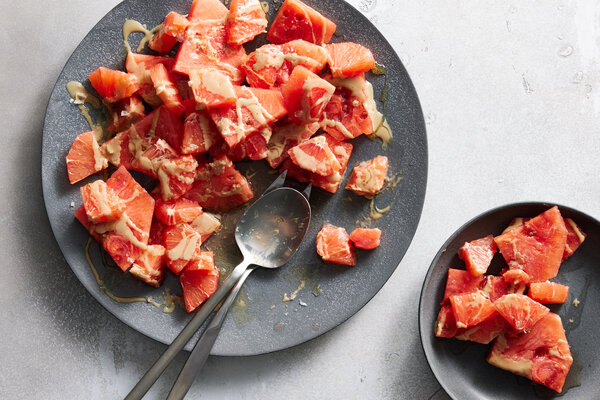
[235, 187, 311, 268]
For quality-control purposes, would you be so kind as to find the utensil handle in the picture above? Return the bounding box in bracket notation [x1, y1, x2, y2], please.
[124, 260, 251, 400]
[166, 266, 255, 400]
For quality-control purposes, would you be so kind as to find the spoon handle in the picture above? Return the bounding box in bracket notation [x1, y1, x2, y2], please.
[124, 260, 251, 400]
[166, 266, 255, 400]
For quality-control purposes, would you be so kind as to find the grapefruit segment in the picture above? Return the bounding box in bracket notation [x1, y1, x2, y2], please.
[184, 154, 254, 212]
[66, 131, 109, 184]
[442, 268, 485, 303]
[454, 313, 508, 345]
[154, 198, 203, 226]
[320, 74, 374, 141]
[345, 155, 388, 198]
[182, 112, 220, 155]
[173, 18, 246, 85]
[209, 86, 286, 148]
[529, 282, 569, 304]
[449, 291, 496, 328]
[88, 67, 140, 103]
[349, 228, 381, 249]
[288, 135, 341, 177]
[148, 11, 189, 54]
[157, 155, 199, 201]
[316, 224, 355, 266]
[284, 134, 353, 193]
[163, 223, 203, 275]
[227, 0, 268, 45]
[487, 312, 573, 393]
[266, 120, 319, 168]
[502, 269, 530, 295]
[189, 212, 221, 242]
[180, 267, 220, 312]
[281, 65, 335, 124]
[326, 42, 376, 78]
[125, 53, 175, 107]
[107, 95, 145, 133]
[129, 244, 166, 288]
[493, 294, 550, 332]
[458, 235, 497, 277]
[434, 303, 458, 338]
[186, 250, 215, 272]
[494, 206, 568, 282]
[480, 275, 509, 302]
[80, 180, 125, 224]
[189, 68, 237, 108]
[188, 0, 228, 21]
[563, 217, 586, 260]
[149, 63, 185, 116]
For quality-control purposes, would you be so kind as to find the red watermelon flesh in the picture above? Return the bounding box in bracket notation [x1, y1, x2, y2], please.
[442, 268, 485, 303]
[454, 312, 508, 345]
[494, 206, 567, 282]
[487, 312, 573, 393]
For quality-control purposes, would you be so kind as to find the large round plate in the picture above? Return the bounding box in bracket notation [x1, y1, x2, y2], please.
[42, 0, 427, 356]
[419, 202, 600, 399]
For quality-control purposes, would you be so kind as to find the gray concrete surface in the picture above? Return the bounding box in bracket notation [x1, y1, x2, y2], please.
[1, 0, 599, 399]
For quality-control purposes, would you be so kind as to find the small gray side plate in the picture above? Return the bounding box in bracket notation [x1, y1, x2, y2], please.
[419, 202, 599, 399]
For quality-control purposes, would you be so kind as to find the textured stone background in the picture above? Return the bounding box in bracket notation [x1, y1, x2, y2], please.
[1, 0, 599, 399]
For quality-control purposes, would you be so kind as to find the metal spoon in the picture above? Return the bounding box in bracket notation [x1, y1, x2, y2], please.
[125, 179, 311, 400]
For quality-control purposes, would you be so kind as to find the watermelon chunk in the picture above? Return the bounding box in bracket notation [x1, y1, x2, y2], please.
[494, 207, 568, 282]
[442, 268, 485, 303]
[266, 0, 336, 45]
[487, 313, 573, 393]
[227, 0, 268, 45]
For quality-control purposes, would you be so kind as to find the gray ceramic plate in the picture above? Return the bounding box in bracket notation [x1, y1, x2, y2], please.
[419, 202, 600, 399]
[42, 0, 427, 356]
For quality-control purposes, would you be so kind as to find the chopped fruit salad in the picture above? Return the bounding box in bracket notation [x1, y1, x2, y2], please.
[434, 206, 586, 393]
[65, 0, 392, 313]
